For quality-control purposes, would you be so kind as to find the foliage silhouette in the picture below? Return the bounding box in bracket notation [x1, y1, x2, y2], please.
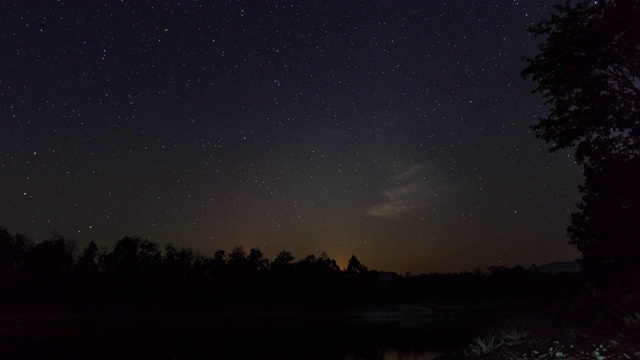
[272, 250, 295, 270]
[567, 157, 640, 286]
[521, 0, 640, 166]
[0, 226, 584, 307]
[346, 255, 368, 275]
[522, 0, 640, 286]
[0, 226, 26, 301]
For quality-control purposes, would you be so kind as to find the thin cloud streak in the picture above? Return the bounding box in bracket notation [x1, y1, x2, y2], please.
[366, 164, 434, 219]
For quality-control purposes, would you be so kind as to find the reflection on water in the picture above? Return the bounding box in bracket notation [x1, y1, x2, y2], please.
[1, 316, 476, 359]
[346, 349, 442, 360]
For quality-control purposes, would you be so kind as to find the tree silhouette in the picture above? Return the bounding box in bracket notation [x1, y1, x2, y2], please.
[521, 0, 640, 166]
[76, 241, 99, 273]
[248, 248, 270, 272]
[73, 241, 101, 299]
[0, 227, 27, 300]
[22, 233, 75, 299]
[0, 227, 25, 275]
[346, 255, 368, 275]
[317, 252, 340, 272]
[105, 236, 163, 300]
[272, 250, 295, 270]
[211, 249, 227, 272]
[567, 157, 640, 285]
[522, 0, 640, 285]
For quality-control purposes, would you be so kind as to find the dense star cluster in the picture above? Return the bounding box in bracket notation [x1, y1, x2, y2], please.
[0, 1, 582, 273]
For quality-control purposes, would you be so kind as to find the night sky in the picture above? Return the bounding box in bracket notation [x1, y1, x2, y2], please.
[0, 1, 583, 274]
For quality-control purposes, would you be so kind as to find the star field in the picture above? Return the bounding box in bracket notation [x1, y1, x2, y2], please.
[0, 1, 582, 273]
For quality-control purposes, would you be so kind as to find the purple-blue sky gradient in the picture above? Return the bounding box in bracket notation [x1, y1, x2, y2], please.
[0, 1, 582, 273]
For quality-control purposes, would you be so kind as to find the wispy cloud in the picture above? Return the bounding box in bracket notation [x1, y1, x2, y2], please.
[393, 164, 425, 181]
[366, 164, 435, 219]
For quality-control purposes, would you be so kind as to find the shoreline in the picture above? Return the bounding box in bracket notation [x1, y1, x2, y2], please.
[0, 302, 505, 323]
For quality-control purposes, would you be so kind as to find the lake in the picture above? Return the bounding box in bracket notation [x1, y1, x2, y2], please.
[0, 307, 482, 359]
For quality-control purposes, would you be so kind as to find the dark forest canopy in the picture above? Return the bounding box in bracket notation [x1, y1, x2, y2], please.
[522, 0, 640, 286]
[0, 226, 583, 306]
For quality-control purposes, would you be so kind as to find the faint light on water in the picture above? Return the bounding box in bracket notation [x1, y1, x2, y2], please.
[344, 349, 443, 360]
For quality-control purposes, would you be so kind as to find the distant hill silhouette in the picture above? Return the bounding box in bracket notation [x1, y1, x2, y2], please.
[536, 261, 582, 275]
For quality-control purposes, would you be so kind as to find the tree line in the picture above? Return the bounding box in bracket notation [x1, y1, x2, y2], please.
[0, 226, 582, 307]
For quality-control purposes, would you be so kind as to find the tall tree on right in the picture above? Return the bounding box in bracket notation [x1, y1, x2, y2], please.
[521, 0, 640, 286]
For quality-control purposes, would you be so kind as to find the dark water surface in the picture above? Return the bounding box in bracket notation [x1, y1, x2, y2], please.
[1, 310, 480, 359]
